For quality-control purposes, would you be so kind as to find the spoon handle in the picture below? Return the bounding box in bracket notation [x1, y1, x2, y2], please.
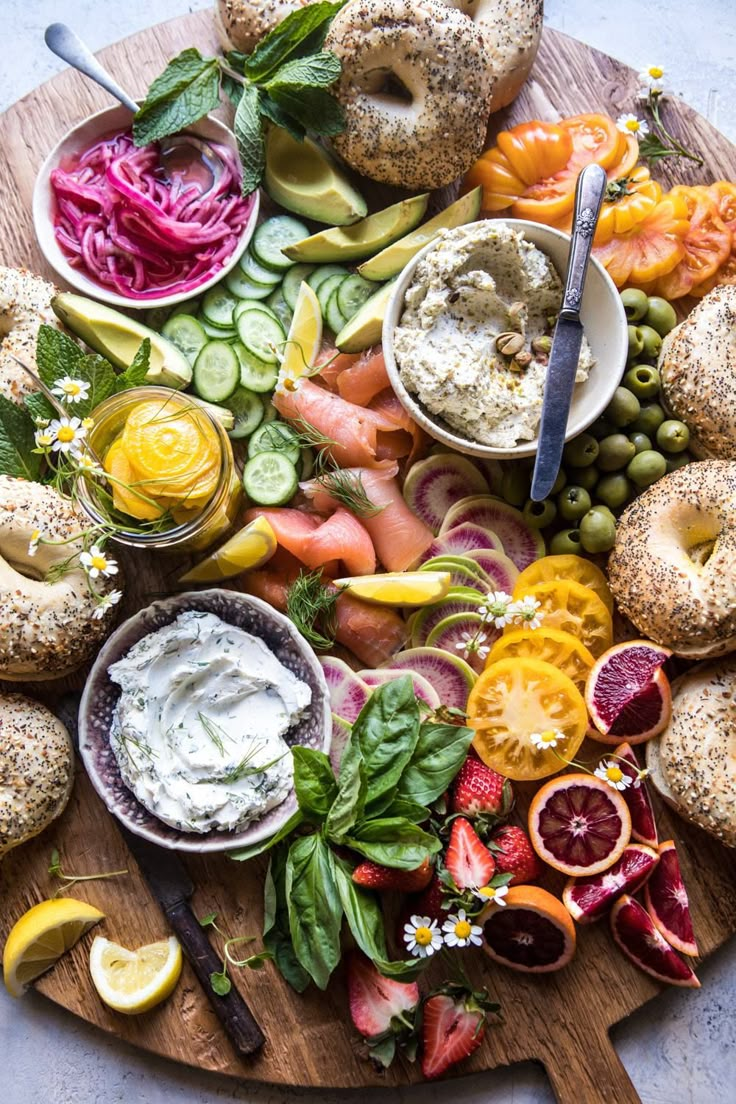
[45, 23, 139, 114]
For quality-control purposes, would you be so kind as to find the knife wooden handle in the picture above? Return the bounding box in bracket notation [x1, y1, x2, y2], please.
[560, 162, 607, 321]
[166, 899, 266, 1057]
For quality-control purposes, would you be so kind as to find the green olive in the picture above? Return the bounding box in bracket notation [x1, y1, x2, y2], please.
[596, 473, 632, 510]
[557, 485, 592, 522]
[597, 434, 637, 472]
[551, 468, 568, 496]
[664, 450, 693, 473]
[637, 324, 663, 360]
[656, 419, 690, 453]
[605, 386, 641, 428]
[523, 498, 557, 529]
[629, 431, 653, 454]
[567, 465, 599, 492]
[620, 288, 650, 322]
[550, 528, 583, 555]
[627, 324, 644, 360]
[644, 296, 678, 336]
[590, 415, 616, 439]
[579, 507, 617, 554]
[631, 402, 666, 437]
[501, 465, 530, 506]
[563, 433, 599, 468]
[626, 449, 667, 487]
[623, 364, 661, 399]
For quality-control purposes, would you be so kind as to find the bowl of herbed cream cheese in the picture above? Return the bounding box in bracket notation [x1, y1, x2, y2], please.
[78, 589, 331, 852]
[383, 219, 627, 459]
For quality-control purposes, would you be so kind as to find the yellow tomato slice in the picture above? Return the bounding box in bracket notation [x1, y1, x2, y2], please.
[512, 554, 613, 612]
[510, 580, 613, 658]
[122, 400, 219, 482]
[592, 194, 691, 288]
[487, 626, 596, 694]
[104, 437, 165, 521]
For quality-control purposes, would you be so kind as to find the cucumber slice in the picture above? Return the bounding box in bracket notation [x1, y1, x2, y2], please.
[168, 296, 201, 318]
[282, 263, 316, 310]
[199, 316, 237, 340]
[337, 274, 378, 320]
[261, 400, 279, 424]
[192, 341, 240, 402]
[325, 287, 349, 334]
[202, 285, 239, 328]
[252, 216, 309, 272]
[316, 273, 347, 317]
[224, 266, 266, 299]
[145, 306, 170, 331]
[299, 447, 315, 480]
[265, 287, 294, 332]
[307, 264, 350, 292]
[243, 450, 298, 505]
[248, 421, 301, 465]
[223, 386, 264, 439]
[235, 309, 285, 364]
[233, 299, 279, 324]
[161, 314, 208, 366]
[234, 342, 279, 393]
[240, 251, 283, 287]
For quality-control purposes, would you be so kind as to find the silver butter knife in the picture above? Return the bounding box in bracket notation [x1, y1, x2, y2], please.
[530, 162, 608, 501]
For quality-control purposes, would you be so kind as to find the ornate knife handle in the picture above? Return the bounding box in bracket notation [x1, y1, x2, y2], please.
[560, 163, 607, 321]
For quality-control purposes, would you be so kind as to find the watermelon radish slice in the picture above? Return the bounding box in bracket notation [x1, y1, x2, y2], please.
[419, 557, 493, 593]
[426, 612, 499, 674]
[381, 646, 476, 710]
[319, 656, 370, 775]
[614, 741, 658, 848]
[357, 668, 441, 710]
[464, 549, 518, 593]
[644, 840, 699, 957]
[403, 454, 489, 535]
[439, 496, 545, 570]
[610, 895, 699, 987]
[563, 842, 659, 924]
[410, 592, 487, 647]
[420, 523, 504, 563]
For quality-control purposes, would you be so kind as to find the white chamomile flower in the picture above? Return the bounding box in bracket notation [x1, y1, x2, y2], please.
[529, 728, 563, 751]
[27, 529, 42, 557]
[50, 376, 91, 404]
[80, 544, 119, 579]
[634, 767, 649, 788]
[638, 64, 666, 88]
[275, 365, 302, 396]
[76, 452, 102, 476]
[82, 417, 95, 430]
[34, 428, 54, 451]
[616, 113, 650, 138]
[403, 915, 443, 958]
[455, 630, 489, 660]
[92, 589, 123, 620]
[48, 416, 87, 456]
[595, 761, 633, 792]
[510, 595, 544, 629]
[442, 909, 483, 948]
[473, 883, 509, 906]
[480, 591, 515, 630]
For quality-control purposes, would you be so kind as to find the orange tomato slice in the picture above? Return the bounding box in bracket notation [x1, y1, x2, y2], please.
[496, 121, 573, 186]
[592, 193, 691, 288]
[691, 181, 736, 296]
[512, 554, 613, 612]
[653, 184, 732, 299]
[560, 113, 624, 172]
[510, 579, 613, 658]
[468, 657, 588, 781]
[487, 626, 595, 694]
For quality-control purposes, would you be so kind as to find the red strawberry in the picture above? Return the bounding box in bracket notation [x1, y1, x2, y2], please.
[353, 856, 433, 893]
[347, 951, 420, 1039]
[451, 751, 513, 825]
[490, 825, 542, 886]
[445, 817, 495, 890]
[421, 993, 486, 1079]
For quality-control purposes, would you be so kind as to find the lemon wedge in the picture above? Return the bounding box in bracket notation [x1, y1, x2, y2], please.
[179, 516, 277, 582]
[89, 935, 182, 1014]
[334, 571, 452, 606]
[276, 281, 322, 390]
[3, 897, 105, 997]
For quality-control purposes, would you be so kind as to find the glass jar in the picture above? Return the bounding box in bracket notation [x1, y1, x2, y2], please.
[77, 386, 242, 553]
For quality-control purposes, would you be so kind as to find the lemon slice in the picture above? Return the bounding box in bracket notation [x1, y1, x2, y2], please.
[334, 571, 452, 606]
[3, 897, 105, 997]
[276, 281, 322, 390]
[89, 935, 182, 1014]
[179, 516, 277, 582]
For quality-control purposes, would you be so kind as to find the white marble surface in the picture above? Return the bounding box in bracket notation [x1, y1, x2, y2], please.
[2, 2, 735, 1102]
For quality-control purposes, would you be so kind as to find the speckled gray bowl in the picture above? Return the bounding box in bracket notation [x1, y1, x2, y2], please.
[78, 589, 331, 853]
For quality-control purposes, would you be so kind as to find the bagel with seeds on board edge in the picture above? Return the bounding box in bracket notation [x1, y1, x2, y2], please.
[214, 0, 313, 54]
[0, 265, 61, 405]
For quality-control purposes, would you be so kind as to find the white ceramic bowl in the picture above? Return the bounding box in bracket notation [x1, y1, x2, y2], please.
[33, 103, 259, 311]
[382, 218, 628, 460]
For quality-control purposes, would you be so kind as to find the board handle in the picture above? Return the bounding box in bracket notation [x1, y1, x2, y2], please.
[543, 1027, 641, 1104]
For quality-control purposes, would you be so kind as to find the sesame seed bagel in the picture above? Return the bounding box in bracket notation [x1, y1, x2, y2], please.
[0, 476, 123, 681]
[0, 266, 61, 404]
[325, 0, 495, 189]
[607, 460, 736, 659]
[0, 692, 74, 857]
[214, 0, 312, 54]
[646, 658, 736, 848]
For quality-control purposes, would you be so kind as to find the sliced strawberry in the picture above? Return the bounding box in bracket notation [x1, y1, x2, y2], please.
[421, 993, 486, 1079]
[490, 825, 543, 886]
[352, 857, 433, 893]
[445, 817, 495, 890]
[451, 750, 513, 826]
[347, 951, 420, 1039]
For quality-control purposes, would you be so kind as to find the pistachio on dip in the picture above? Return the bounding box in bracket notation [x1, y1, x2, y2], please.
[108, 610, 311, 833]
[393, 223, 595, 448]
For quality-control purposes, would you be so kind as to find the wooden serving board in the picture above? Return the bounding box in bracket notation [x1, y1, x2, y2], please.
[2, 10, 736, 1103]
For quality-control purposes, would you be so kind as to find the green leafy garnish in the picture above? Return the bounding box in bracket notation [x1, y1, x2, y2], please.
[48, 847, 128, 898]
[314, 469, 384, 518]
[285, 569, 340, 650]
[198, 911, 272, 995]
[0, 395, 41, 480]
[132, 49, 221, 146]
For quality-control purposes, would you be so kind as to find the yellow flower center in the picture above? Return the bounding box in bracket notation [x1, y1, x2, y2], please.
[82, 418, 95, 429]
[57, 426, 77, 443]
[37, 434, 52, 446]
[625, 119, 640, 132]
[63, 381, 82, 396]
[91, 554, 108, 572]
[455, 920, 472, 939]
[539, 729, 558, 745]
[477, 886, 495, 899]
[414, 926, 432, 946]
[31, 529, 40, 542]
[606, 766, 624, 784]
[648, 66, 664, 79]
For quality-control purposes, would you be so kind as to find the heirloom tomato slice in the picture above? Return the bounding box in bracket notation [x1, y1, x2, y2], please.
[690, 181, 736, 297]
[652, 184, 732, 299]
[592, 193, 691, 288]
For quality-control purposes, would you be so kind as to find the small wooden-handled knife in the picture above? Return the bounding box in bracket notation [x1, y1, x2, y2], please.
[530, 163, 608, 501]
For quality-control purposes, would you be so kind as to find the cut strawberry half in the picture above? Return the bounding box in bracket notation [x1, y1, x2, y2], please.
[352, 856, 433, 893]
[644, 840, 699, 957]
[586, 641, 672, 744]
[615, 741, 658, 848]
[421, 992, 485, 1079]
[445, 817, 495, 890]
[610, 895, 699, 987]
[563, 842, 659, 923]
[528, 773, 631, 877]
[347, 950, 420, 1038]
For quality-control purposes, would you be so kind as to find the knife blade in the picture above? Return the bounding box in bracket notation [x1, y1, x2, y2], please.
[531, 162, 608, 501]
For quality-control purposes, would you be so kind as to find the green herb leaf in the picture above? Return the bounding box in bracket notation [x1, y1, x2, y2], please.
[48, 849, 61, 876]
[345, 818, 441, 870]
[268, 85, 345, 136]
[133, 49, 222, 146]
[210, 970, 232, 996]
[72, 355, 116, 419]
[285, 833, 343, 989]
[228, 809, 304, 861]
[263, 846, 310, 992]
[351, 677, 421, 812]
[265, 51, 341, 91]
[285, 569, 339, 651]
[258, 92, 306, 143]
[199, 912, 218, 928]
[222, 73, 244, 108]
[324, 738, 366, 842]
[36, 324, 83, 387]
[0, 395, 42, 480]
[244, 2, 345, 82]
[292, 746, 338, 822]
[24, 392, 56, 425]
[381, 798, 429, 824]
[234, 81, 266, 195]
[113, 339, 151, 392]
[396, 723, 475, 807]
[368, 1035, 397, 1068]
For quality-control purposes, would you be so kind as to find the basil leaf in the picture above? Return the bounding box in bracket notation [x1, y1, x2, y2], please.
[36, 324, 83, 387]
[265, 52, 341, 91]
[234, 82, 266, 195]
[268, 86, 345, 136]
[352, 676, 420, 811]
[0, 395, 41, 480]
[24, 393, 56, 425]
[285, 834, 343, 989]
[381, 798, 428, 824]
[228, 809, 303, 861]
[133, 49, 221, 146]
[373, 956, 426, 982]
[113, 339, 151, 392]
[258, 93, 306, 142]
[324, 737, 366, 841]
[263, 846, 310, 992]
[244, 2, 344, 82]
[397, 723, 475, 807]
[292, 746, 337, 822]
[345, 818, 441, 870]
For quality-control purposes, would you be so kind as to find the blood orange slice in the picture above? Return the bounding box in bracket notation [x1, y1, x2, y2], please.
[480, 886, 576, 973]
[563, 842, 659, 924]
[585, 641, 672, 744]
[644, 840, 699, 957]
[610, 895, 700, 987]
[615, 741, 658, 848]
[528, 773, 631, 876]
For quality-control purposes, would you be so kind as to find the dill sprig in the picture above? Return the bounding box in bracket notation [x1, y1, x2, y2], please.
[198, 712, 230, 756]
[224, 746, 287, 783]
[286, 569, 340, 650]
[313, 469, 384, 518]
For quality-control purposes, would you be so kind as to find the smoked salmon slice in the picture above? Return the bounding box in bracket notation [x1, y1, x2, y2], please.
[244, 506, 376, 576]
[336, 350, 390, 407]
[368, 388, 430, 465]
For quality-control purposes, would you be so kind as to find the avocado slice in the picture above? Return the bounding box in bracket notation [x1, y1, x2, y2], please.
[283, 194, 429, 264]
[265, 128, 367, 226]
[357, 187, 483, 281]
[335, 280, 396, 353]
[52, 293, 192, 390]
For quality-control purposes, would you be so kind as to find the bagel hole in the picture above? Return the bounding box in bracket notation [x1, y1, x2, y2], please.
[5, 556, 45, 582]
[688, 539, 715, 567]
[361, 67, 413, 104]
